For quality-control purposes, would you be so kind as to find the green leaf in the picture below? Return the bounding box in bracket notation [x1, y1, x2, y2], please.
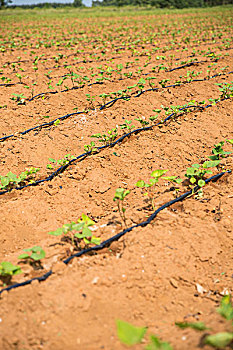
[198, 179, 206, 187]
[186, 167, 196, 176]
[151, 169, 168, 178]
[80, 214, 95, 226]
[113, 188, 130, 201]
[30, 246, 45, 260]
[72, 222, 84, 231]
[1, 177, 9, 187]
[204, 332, 233, 348]
[48, 158, 56, 163]
[226, 139, 233, 145]
[217, 295, 233, 320]
[48, 227, 64, 236]
[150, 177, 159, 185]
[146, 335, 173, 350]
[91, 236, 101, 245]
[203, 160, 220, 168]
[82, 226, 92, 237]
[116, 320, 147, 346]
[175, 321, 208, 331]
[190, 177, 196, 184]
[18, 253, 30, 260]
[0, 261, 22, 276]
[136, 180, 145, 188]
[162, 176, 177, 181]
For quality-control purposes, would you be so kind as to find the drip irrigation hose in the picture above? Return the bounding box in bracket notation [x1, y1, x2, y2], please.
[27, 59, 207, 102]
[1, 69, 232, 143]
[0, 97, 231, 196]
[0, 170, 230, 296]
[0, 101, 223, 196]
[23, 56, 228, 102]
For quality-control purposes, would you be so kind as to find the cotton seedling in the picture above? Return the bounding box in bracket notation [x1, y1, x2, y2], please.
[135, 117, 149, 127]
[49, 214, 100, 248]
[136, 169, 169, 209]
[176, 295, 233, 349]
[216, 82, 233, 99]
[185, 160, 220, 190]
[47, 154, 75, 170]
[0, 261, 22, 284]
[0, 168, 40, 190]
[91, 127, 118, 145]
[84, 141, 98, 154]
[209, 141, 232, 160]
[113, 188, 130, 228]
[18, 246, 45, 269]
[116, 319, 172, 349]
[11, 93, 26, 105]
[120, 120, 135, 132]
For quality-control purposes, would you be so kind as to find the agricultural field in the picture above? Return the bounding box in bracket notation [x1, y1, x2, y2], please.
[0, 5, 233, 349]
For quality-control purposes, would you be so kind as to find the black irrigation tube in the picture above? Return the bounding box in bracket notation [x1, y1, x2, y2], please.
[1, 70, 232, 144]
[27, 59, 208, 102]
[1, 70, 233, 144]
[0, 169, 230, 296]
[0, 97, 231, 196]
[18, 61, 233, 105]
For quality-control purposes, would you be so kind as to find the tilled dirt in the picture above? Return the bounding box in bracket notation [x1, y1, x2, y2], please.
[0, 7, 232, 350]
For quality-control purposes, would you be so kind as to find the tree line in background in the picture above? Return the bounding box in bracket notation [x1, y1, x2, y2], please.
[0, 0, 232, 9]
[93, 0, 232, 7]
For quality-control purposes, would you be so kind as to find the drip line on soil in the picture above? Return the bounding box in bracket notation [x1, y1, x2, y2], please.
[1, 70, 232, 143]
[27, 59, 207, 102]
[0, 169, 230, 296]
[24, 60, 231, 102]
[0, 98, 229, 196]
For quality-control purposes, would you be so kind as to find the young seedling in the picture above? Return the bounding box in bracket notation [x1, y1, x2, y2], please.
[176, 295, 233, 349]
[91, 127, 118, 145]
[11, 93, 26, 105]
[84, 141, 98, 154]
[120, 120, 135, 132]
[47, 154, 75, 170]
[185, 160, 220, 190]
[86, 94, 96, 109]
[135, 117, 149, 127]
[209, 141, 231, 160]
[0, 261, 22, 284]
[49, 214, 100, 248]
[113, 188, 130, 228]
[116, 319, 172, 349]
[149, 108, 161, 123]
[0, 168, 40, 190]
[18, 246, 45, 269]
[216, 82, 233, 99]
[136, 169, 168, 209]
[159, 79, 170, 88]
[162, 176, 183, 197]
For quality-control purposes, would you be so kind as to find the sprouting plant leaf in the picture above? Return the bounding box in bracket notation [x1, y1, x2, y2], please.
[48, 215, 98, 248]
[151, 169, 168, 178]
[203, 160, 220, 168]
[18, 246, 45, 261]
[116, 320, 147, 346]
[198, 179, 206, 187]
[217, 295, 233, 320]
[0, 261, 22, 277]
[175, 321, 209, 331]
[226, 139, 233, 145]
[146, 335, 173, 350]
[136, 180, 145, 187]
[204, 332, 233, 348]
[113, 188, 130, 201]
